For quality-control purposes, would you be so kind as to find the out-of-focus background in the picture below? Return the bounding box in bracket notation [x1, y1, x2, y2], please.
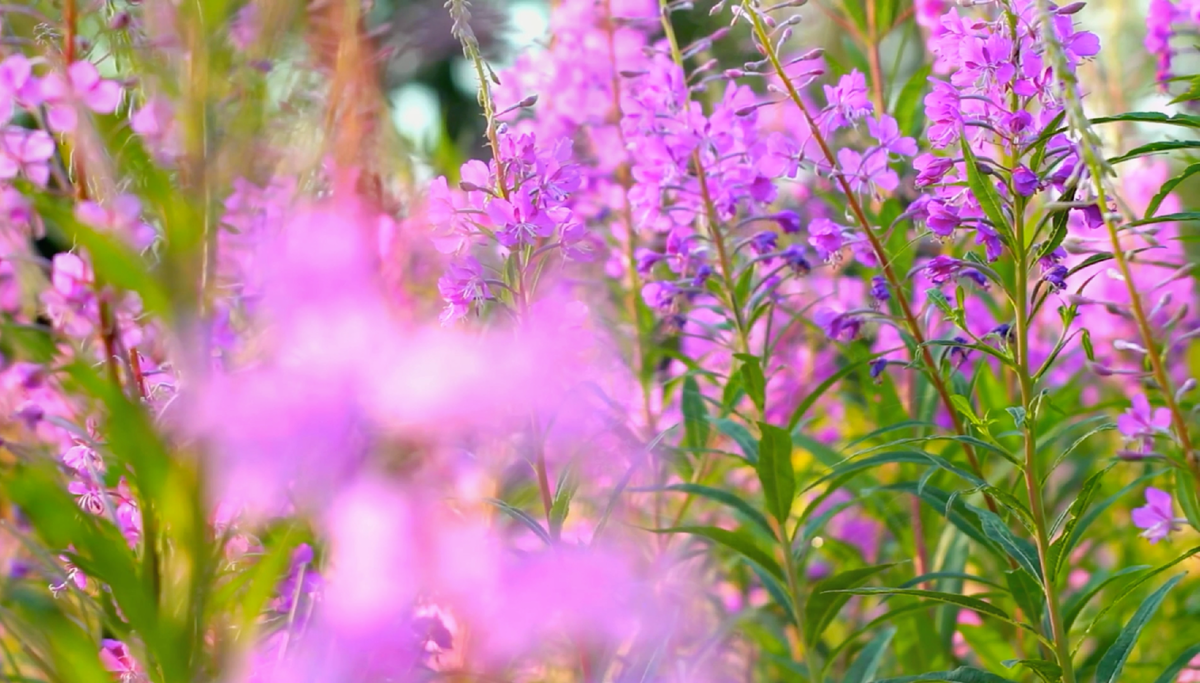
[372, 0, 1187, 182]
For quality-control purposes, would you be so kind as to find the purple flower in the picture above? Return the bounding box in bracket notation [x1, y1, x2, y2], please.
[641, 281, 679, 310]
[749, 231, 777, 256]
[1012, 165, 1039, 197]
[1131, 487, 1180, 544]
[914, 154, 954, 187]
[838, 147, 898, 197]
[868, 115, 918, 157]
[635, 247, 664, 275]
[486, 188, 559, 248]
[772, 210, 802, 234]
[926, 200, 960, 237]
[869, 358, 888, 381]
[781, 245, 811, 275]
[0, 127, 55, 186]
[870, 276, 889, 303]
[923, 255, 963, 285]
[438, 257, 491, 324]
[808, 218, 844, 261]
[39, 61, 123, 133]
[1042, 264, 1068, 291]
[820, 71, 872, 133]
[815, 308, 862, 341]
[1118, 394, 1172, 452]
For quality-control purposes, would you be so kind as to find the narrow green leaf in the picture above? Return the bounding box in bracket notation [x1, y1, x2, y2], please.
[875, 667, 1018, 683]
[1094, 573, 1186, 683]
[1048, 465, 1113, 581]
[681, 375, 710, 451]
[810, 450, 987, 491]
[1110, 140, 1200, 165]
[756, 422, 795, 525]
[834, 587, 1017, 626]
[844, 625, 897, 683]
[804, 563, 898, 645]
[1075, 547, 1200, 643]
[658, 483, 774, 537]
[737, 354, 766, 413]
[1151, 644, 1200, 683]
[549, 461, 580, 538]
[485, 498, 552, 545]
[1062, 565, 1152, 632]
[1175, 469, 1200, 531]
[651, 525, 784, 580]
[787, 352, 889, 430]
[959, 137, 1010, 236]
[1128, 211, 1200, 228]
[895, 64, 933, 137]
[974, 508, 1042, 582]
[1004, 569, 1044, 625]
[709, 417, 758, 463]
[1002, 659, 1061, 683]
[1145, 163, 1200, 219]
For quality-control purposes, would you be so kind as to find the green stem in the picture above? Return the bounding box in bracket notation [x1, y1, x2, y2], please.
[1012, 196, 1076, 683]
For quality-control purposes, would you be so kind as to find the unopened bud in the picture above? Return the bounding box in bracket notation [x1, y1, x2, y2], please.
[1113, 339, 1148, 354]
[709, 0, 727, 14]
[1057, 1, 1087, 14]
[459, 181, 489, 193]
[518, 94, 539, 108]
[724, 69, 746, 79]
[1176, 379, 1197, 403]
[619, 69, 647, 78]
[1089, 362, 1114, 376]
[109, 11, 131, 29]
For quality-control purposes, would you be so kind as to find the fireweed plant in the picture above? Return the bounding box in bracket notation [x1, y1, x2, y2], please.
[2, 0, 1200, 681]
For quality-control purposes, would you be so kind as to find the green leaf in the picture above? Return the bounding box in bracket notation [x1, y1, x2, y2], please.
[886, 482, 996, 551]
[1060, 470, 1166, 565]
[1128, 211, 1200, 228]
[1176, 469, 1200, 531]
[710, 417, 758, 463]
[948, 394, 984, 427]
[485, 498, 552, 545]
[974, 508, 1042, 582]
[1145, 163, 1200, 219]
[1062, 565, 1152, 632]
[0, 321, 56, 363]
[809, 450, 987, 491]
[1151, 644, 1200, 683]
[658, 483, 774, 537]
[737, 354, 767, 413]
[895, 64, 933, 138]
[681, 375, 710, 451]
[1090, 111, 1200, 128]
[1048, 465, 1113, 580]
[549, 460, 580, 538]
[652, 525, 783, 580]
[1074, 547, 1200, 641]
[959, 137, 1010, 236]
[1094, 573, 1186, 683]
[844, 625, 897, 683]
[804, 563, 898, 645]
[787, 351, 890, 430]
[834, 587, 1018, 626]
[1109, 140, 1200, 165]
[1002, 659, 1061, 683]
[1005, 407, 1026, 429]
[875, 667, 1018, 683]
[1004, 569, 1044, 625]
[756, 422, 795, 525]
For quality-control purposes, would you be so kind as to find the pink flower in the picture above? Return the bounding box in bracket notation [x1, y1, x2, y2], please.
[39, 61, 123, 133]
[99, 639, 141, 682]
[76, 194, 155, 248]
[0, 127, 55, 186]
[1118, 394, 1172, 453]
[1131, 487, 1181, 544]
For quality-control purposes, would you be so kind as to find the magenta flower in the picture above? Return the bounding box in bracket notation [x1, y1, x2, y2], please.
[0, 127, 55, 186]
[808, 218, 845, 261]
[1131, 487, 1181, 544]
[924, 255, 964, 285]
[76, 194, 155, 248]
[486, 187, 559, 248]
[99, 639, 141, 682]
[0, 54, 41, 114]
[868, 115, 918, 157]
[838, 147, 898, 197]
[437, 256, 491, 324]
[820, 71, 872, 133]
[39, 61, 123, 133]
[1012, 165, 1039, 197]
[1118, 394, 1172, 452]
